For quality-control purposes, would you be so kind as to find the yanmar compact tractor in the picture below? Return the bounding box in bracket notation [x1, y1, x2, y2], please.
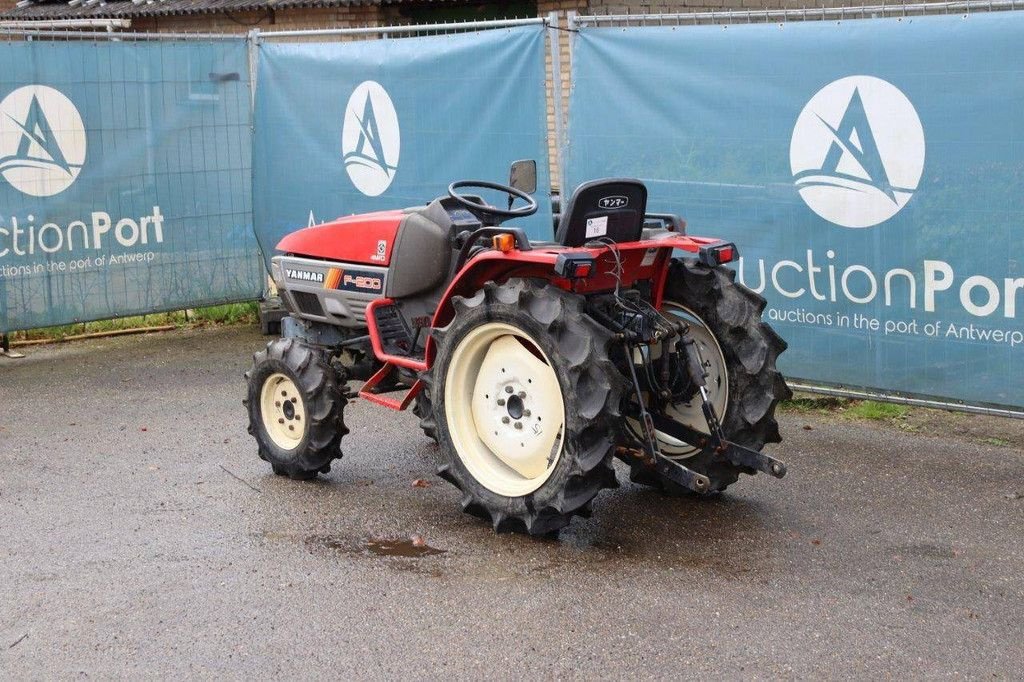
[245, 161, 791, 535]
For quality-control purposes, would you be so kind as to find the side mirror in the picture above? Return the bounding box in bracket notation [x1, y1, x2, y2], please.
[509, 159, 537, 195]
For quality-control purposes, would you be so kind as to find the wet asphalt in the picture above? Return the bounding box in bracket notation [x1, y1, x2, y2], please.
[1, 326, 1022, 679]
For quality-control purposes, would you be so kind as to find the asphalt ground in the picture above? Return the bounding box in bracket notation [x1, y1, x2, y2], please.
[1, 326, 1022, 679]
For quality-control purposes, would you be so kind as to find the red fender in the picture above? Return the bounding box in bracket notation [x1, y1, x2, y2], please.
[421, 234, 715, 369]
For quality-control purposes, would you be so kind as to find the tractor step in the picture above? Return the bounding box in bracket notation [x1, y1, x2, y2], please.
[373, 303, 416, 357]
[357, 362, 422, 411]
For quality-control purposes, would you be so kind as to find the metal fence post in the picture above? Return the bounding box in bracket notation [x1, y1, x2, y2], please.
[547, 11, 566, 194]
[1, 332, 25, 359]
[247, 28, 260, 114]
[568, 0, 1020, 27]
[246, 26, 272, 289]
[567, 10, 577, 62]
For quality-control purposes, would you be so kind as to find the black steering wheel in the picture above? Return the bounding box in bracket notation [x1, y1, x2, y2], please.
[448, 180, 538, 224]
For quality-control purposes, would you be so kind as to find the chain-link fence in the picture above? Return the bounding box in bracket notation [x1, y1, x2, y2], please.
[0, 28, 261, 332]
[249, 18, 555, 258]
[2, 3, 1022, 416]
[565, 0, 1024, 417]
[0, 16, 559, 333]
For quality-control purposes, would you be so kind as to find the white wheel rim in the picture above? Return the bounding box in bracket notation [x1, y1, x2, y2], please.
[444, 322, 565, 497]
[260, 373, 306, 450]
[628, 303, 729, 459]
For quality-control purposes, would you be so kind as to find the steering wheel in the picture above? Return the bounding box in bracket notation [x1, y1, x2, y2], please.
[448, 180, 538, 224]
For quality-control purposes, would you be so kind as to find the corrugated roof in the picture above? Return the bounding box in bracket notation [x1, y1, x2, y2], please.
[0, 0, 441, 21]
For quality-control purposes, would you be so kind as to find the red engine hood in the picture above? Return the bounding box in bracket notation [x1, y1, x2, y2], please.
[275, 209, 405, 266]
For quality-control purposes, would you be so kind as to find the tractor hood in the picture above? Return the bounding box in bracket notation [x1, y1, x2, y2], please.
[275, 209, 405, 266]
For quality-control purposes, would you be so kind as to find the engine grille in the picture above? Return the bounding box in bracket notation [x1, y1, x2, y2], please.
[291, 291, 324, 317]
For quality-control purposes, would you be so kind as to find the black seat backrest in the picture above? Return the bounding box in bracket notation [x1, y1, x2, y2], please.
[555, 178, 648, 247]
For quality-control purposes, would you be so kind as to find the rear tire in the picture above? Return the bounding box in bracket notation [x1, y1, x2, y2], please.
[425, 278, 623, 535]
[244, 338, 348, 479]
[627, 259, 791, 494]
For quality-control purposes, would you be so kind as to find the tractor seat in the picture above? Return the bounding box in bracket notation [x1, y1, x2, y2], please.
[554, 178, 648, 247]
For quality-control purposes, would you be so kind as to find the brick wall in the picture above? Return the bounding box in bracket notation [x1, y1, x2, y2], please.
[0, 0, 17, 14]
[583, 0, 949, 11]
[132, 5, 381, 35]
[537, 0, 584, 189]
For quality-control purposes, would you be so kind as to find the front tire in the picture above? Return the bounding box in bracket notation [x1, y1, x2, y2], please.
[244, 338, 348, 479]
[425, 278, 623, 535]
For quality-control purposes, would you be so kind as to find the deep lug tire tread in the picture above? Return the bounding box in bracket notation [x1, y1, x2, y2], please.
[628, 258, 791, 494]
[244, 337, 348, 480]
[428, 278, 625, 536]
[412, 389, 438, 444]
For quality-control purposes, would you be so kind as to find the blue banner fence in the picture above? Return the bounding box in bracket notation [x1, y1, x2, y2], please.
[251, 20, 554, 262]
[0, 33, 262, 332]
[0, 17, 555, 334]
[566, 6, 1024, 415]
[2, 3, 1023, 416]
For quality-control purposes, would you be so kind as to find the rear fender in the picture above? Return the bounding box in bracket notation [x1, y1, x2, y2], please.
[423, 234, 715, 367]
[424, 251, 561, 366]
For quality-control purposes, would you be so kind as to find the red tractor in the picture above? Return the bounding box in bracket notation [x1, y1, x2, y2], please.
[245, 161, 791, 535]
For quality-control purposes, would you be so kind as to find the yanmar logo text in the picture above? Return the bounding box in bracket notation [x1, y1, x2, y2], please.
[286, 268, 324, 283]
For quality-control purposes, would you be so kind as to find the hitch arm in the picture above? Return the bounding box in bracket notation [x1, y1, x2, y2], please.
[652, 454, 712, 494]
[647, 412, 787, 479]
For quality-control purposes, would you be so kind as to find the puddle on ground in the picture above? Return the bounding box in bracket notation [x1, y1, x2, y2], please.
[296, 533, 447, 560]
[893, 542, 956, 560]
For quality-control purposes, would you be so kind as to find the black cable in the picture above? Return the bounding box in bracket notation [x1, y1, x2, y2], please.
[225, 11, 269, 27]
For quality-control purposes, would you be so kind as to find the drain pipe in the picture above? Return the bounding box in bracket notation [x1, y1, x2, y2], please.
[0, 19, 131, 30]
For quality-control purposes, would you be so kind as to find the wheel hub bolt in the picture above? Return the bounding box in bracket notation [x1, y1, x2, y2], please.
[501, 416, 510, 424]
[518, 391, 526, 399]
[523, 410, 531, 418]
[514, 422, 523, 430]
[497, 398, 506, 406]
[505, 386, 513, 394]
[278, 418, 285, 424]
